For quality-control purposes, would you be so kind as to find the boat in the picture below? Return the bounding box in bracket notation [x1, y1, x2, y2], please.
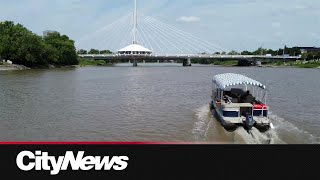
[210, 73, 274, 132]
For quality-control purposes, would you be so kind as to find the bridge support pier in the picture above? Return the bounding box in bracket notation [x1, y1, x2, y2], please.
[133, 59, 138, 67]
[238, 59, 253, 66]
[183, 58, 192, 66]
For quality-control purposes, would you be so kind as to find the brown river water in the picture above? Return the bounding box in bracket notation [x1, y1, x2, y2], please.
[0, 64, 319, 143]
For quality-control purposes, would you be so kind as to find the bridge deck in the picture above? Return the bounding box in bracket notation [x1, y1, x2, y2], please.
[79, 54, 301, 60]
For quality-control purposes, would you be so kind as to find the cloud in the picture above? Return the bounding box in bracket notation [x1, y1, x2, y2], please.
[176, 16, 200, 22]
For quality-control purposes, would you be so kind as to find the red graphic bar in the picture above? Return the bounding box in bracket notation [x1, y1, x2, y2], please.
[0, 142, 217, 145]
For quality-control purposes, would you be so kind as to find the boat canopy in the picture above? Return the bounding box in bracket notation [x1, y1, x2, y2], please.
[213, 73, 266, 90]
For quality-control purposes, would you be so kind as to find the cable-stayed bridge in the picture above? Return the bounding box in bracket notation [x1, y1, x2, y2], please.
[77, 0, 301, 66]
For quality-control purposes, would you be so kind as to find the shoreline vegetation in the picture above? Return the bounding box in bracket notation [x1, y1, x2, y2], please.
[78, 58, 113, 67]
[2, 59, 320, 71]
[207, 60, 320, 68]
[1, 20, 320, 71]
[0, 21, 78, 70]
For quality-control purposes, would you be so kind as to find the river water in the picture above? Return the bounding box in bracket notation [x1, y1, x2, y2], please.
[0, 64, 319, 143]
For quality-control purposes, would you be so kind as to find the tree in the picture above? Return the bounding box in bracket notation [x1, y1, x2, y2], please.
[0, 21, 49, 66]
[276, 48, 283, 56]
[302, 52, 320, 60]
[266, 49, 276, 55]
[286, 47, 301, 56]
[77, 49, 87, 54]
[253, 47, 267, 55]
[241, 51, 253, 55]
[99, 49, 112, 54]
[88, 49, 100, 54]
[0, 21, 78, 67]
[228, 50, 239, 55]
[44, 32, 78, 65]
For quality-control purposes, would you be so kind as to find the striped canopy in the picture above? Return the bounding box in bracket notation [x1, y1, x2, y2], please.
[213, 73, 266, 90]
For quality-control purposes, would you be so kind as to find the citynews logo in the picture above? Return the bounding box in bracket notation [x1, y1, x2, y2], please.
[16, 151, 129, 175]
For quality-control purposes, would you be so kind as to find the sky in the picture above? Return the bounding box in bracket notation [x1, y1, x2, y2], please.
[0, 0, 320, 52]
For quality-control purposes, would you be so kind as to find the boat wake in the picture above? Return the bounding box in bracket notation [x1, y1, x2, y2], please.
[267, 112, 318, 144]
[232, 127, 284, 144]
[192, 105, 317, 144]
[192, 105, 212, 141]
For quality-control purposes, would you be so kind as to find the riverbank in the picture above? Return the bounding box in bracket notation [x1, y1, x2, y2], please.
[0, 63, 30, 71]
[2, 60, 320, 70]
[261, 60, 320, 68]
[194, 59, 320, 68]
[78, 58, 113, 67]
[0, 62, 78, 71]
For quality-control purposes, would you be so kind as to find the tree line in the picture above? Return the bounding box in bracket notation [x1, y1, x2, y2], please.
[215, 46, 320, 60]
[0, 21, 78, 67]
[213, 46, 302, 56]
[77, 49, 113, 54]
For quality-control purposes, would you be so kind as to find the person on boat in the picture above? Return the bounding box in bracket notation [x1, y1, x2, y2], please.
[241, 90, 255, 104]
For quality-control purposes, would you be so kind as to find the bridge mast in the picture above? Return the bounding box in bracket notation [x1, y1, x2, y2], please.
[133, 0, 138, 44]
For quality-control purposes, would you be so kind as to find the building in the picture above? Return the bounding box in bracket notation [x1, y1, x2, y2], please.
[117, 44, 152, 55]
[296, 47, 320, 53]
[43, 30, 58, 37]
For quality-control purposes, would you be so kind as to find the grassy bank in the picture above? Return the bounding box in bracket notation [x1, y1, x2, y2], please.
[191, 59, 238, 66]
[211, 60, 238, 66]
[293, 61, 320, 68]
[263, 60, 320, 68]
[78, 58, 112, 67]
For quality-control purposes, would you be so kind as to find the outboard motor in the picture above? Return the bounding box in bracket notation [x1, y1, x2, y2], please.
[245, 114, 254, 130]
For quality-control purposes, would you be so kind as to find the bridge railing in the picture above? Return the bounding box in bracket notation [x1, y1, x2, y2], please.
[78, 53, 301, 59]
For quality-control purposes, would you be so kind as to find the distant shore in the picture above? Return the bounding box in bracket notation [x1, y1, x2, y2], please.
[1, 60, 320, 71]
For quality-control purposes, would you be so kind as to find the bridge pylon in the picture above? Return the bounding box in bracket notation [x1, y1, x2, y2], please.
[133, 58, 138, 67]
[183, 58, 192, 66]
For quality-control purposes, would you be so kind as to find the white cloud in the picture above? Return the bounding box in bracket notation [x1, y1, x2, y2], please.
[176, 16, 200, 22]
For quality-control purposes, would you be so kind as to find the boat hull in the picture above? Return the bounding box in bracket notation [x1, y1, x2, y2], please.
[211, 102, 270, 132]
[211, 104, 239, 131]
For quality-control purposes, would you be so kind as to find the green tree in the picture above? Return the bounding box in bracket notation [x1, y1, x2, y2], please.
[77, 49, 88, 54]
[228, 50, 239, 55]
[0, 21, 78, 67]
[44, 32, 78, 65]
[286, 47, 301, 56]
[241, 51, 253, 55]
[99, 49, 112, 54]
[266, 49, 276, 55]
[88, 49, 100, 54]
[0, 21, 49, 66]
[253, 47, 267, 55]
